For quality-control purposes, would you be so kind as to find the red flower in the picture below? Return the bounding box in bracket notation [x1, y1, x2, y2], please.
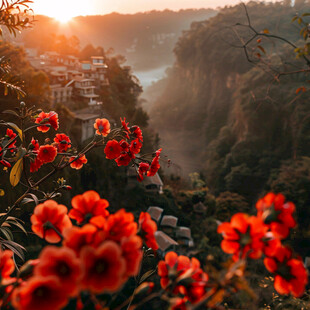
[130, 138, 142, 154]
[147, 148, 162, 176]
[264, 246, 308, 297]
[138, 162, 150, 181]
[121, 235, 143, 277]
[158, 252, 207, 295]
[139, 212, 158, 250]
[30, 158, 43, 173]
[5, 128, 16, 151]
[104, 140, 122, 159]
[69, 190, 109, 224]
[63, 224, 97, 256]
[115, 153, 132, 166]
[34, 246, 82, 296]
[94, 118, 111, 136]
[263, 235, 282, 257]
[0, 249, 15, 279]
[120, 117, 130, 138]
[217, 213, 268, 261]
[119, 139, 129, 152]
[54, 134, 71, 152]
[104, 209, 137, 242]
[131, 125, 143, 142]
[180, 282, 206, 304]
[69, 154, 87, 170]
[31, 200, 72, 243]
[11, 276, 68, 310]
[256, 193, 296, 239]
[37, 145, 57, 164]
[31, 138, 39, 151]
[80, 241, 126, 293]
[35, 111, 59, 133]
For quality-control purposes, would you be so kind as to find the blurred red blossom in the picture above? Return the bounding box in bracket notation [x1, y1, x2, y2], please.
[31, 200, 72, 243]
[217, 213, 268, 261]
[69, 190, 109, 224]
[256, 193, 296, 239]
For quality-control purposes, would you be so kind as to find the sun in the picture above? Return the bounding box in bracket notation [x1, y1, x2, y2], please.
[53, 12, 74, 23]
[31, 0, 85, 23]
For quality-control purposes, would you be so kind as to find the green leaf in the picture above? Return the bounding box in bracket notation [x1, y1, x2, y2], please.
[139, 269, 157, 283]
[302, 13, 310, 17]
[6, 220, 27, 235]
[0, 227, 13, 240]
[10, 158, 23, 187]
[1, 239, 26, 261]
[27, 193, 39, 206]
[292, 16, 298, 22]
[1, 109, 19, 117]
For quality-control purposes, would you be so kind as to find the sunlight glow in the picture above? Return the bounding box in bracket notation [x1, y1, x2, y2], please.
[31, 0, 95, 20]
[30, 0, 242, 17]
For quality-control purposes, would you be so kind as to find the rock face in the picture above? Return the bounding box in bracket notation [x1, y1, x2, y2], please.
[149, 1, 310, 201]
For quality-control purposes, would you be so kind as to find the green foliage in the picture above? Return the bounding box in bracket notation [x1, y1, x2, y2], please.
[189, 172, 206, 189]
[267, 157, 310, 255]
[215, 191, 249, 221]
[0, 41, 50, 109]
[0, 0, 33, 37]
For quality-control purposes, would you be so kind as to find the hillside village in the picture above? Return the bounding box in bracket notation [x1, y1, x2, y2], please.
[24, 48, 111, 142]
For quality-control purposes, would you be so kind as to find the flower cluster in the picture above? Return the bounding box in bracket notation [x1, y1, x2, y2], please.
[217, 192, 308, 297]
[158, 252, 209, 308]
[29, 111, 87, 172]
[104, 117, 162, 181]
[1, 109, 162, 186]
[1, 190, 156, 310]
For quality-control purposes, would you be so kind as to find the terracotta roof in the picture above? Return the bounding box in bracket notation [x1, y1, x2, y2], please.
[155, 231, 178, 251]
[176, 227, 192, 239]
[160, 215, 178, 228]
[147, 206, 163, 222]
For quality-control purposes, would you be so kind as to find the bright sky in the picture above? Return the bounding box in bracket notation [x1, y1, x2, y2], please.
[31, 0, 240, 21]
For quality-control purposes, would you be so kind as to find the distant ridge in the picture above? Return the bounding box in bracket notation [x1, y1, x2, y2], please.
[19, 9, 217, 70]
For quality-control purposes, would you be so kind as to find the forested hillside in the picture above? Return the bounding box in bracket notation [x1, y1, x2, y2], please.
[150, 1, 310, 252]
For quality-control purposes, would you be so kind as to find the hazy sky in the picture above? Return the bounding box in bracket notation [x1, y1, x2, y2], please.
[31, 0, 241, 18]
